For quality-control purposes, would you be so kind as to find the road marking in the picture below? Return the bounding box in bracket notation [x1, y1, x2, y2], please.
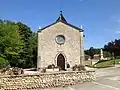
[93, 82, 120, 90]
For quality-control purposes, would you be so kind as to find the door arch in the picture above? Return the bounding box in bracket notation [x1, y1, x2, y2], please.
[57, 53, 65, 70]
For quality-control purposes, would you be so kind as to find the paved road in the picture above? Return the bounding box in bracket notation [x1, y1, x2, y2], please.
[43, 67, 120, 90]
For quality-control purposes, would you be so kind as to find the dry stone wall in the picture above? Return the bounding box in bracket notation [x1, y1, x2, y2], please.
[0, 71, 95, 90]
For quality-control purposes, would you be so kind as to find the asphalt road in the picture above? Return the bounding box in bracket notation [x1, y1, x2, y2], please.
[43, 67, 120, 90]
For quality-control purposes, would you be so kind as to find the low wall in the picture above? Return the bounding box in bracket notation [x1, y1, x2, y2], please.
[0, 71, 95, 90]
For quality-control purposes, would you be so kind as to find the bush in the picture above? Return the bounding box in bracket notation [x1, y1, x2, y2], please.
[77, 65, 86, 71]
[116, 56, 120, 59]
[0, 57, 10, 69]
[72, 64, 77, 71]
[40, 68, 46, 73]
[67, 63, 70, 68]
[47, 64, 55, 69]
[72, 64, 86, 71]
[0, 67, 24, 75]
[12, 67, 24, 75]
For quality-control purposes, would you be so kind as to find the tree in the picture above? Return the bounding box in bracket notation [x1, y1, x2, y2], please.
[85, 47, 101, 59]
[103, 51, 111, 58]
[0, 20, 23, 67]
[88, 47, 95, 59]
[0, 20, 37, 68]
[23, 32, 37, 68]
[104, 39, 120, 58]
[16, 22, 37, 68]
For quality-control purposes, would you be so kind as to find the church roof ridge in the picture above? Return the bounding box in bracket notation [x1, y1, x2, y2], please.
[38, 11, 83, 32]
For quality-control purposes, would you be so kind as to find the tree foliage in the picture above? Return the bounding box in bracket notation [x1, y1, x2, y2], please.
[16, 22, 37, 68]
[0, 20, 37, 68]
[104, 39, 120, 58]
[85, 47, 100, 59]
[0, 20, 24, 68]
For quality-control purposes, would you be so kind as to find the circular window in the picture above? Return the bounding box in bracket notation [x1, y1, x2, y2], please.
[55, 35, 65, 45]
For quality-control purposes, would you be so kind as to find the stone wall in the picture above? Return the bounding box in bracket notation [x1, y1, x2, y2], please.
[0, 71, 95, 90]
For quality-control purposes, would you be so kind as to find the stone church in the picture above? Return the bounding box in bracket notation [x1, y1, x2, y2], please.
[37, 12, 84, 70]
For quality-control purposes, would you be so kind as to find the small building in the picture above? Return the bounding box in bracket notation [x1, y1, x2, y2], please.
[37, 12, 84, 70]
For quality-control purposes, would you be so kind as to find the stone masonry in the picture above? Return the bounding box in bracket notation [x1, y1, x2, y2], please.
[37, 21, 84, 69]
[0, 71, 95, 90]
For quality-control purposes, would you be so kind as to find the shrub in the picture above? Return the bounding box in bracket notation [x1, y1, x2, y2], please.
[67, 63, 70, 68]
[40, 68, 46, 73]
[47, 64, 55, 69]
[12, 67, 24, 75]
[0, 57, 10, 69]
[116, 56, 120, 59]
[77, 65, 86, 71]
[72, 64, 77, 71]
[72, 64, 86, 71]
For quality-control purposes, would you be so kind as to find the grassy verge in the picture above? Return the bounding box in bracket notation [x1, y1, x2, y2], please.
[93, 59, 120, 68]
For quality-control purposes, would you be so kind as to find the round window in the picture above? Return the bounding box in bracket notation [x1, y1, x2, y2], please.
[55, 35, 65, 45]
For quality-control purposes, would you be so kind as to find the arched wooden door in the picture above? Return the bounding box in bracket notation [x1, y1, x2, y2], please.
[57, 54, 65, 70]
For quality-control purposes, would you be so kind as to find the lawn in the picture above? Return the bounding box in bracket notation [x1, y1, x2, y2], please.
[93, 59, 120, 68]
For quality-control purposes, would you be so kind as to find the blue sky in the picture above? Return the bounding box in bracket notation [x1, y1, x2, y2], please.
[0, 0, 120, 49]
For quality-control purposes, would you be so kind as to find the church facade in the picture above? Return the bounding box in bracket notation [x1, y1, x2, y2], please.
[37, 13, 84, 70]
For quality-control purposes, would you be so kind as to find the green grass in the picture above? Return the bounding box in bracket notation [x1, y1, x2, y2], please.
[93, 59, 120, 68]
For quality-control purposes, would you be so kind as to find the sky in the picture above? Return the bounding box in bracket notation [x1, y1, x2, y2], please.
[0, 0, 120, 49]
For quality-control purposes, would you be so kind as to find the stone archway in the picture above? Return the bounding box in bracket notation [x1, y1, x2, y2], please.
[57, 54, 65, 70]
